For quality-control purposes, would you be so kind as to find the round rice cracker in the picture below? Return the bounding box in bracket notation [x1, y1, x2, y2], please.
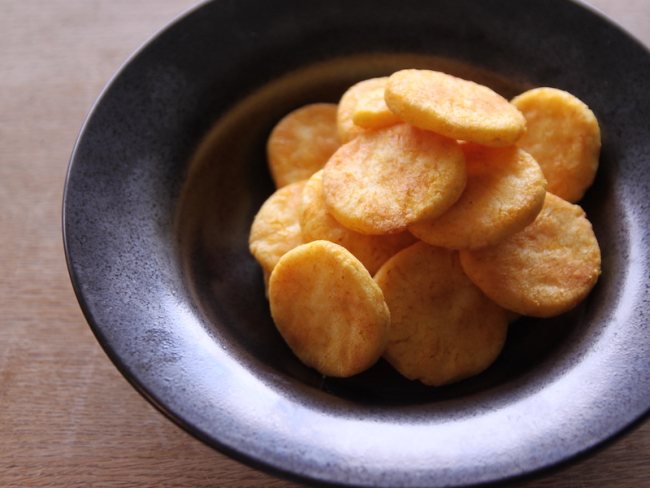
[323, 123, 467, 235]
[409, 143, 547, 249]
[459, 192, 601, 318]
[268, 240, 391, 377]
[267, 103, 340, 188]
[249, 180, 305, 276]
[511, 87, 601, 203]
[374, 242, 509, 386]
[337, 77, 401, 143]
[300, 170, 417, 275]
[351, 84, 403, 130]
[385, 69, 527, 147]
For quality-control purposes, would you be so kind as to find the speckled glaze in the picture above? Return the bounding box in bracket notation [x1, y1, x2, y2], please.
[63, 1, 650, 486]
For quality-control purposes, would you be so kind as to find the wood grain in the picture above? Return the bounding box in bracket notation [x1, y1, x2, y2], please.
[1, 1, 649, 487]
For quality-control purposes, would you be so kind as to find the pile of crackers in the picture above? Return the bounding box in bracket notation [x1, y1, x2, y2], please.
[249, 69, 602, 386]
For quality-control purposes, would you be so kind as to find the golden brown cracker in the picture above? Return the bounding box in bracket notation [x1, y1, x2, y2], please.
[269, 240, 391, 377]
[374, 242, 509, 386]
[459, 192, 601, 317]
[323, 123, 467, 235]
[511, 87, 601, 203]
[351, 85, 402, 130]
[300, 170, 417, 275]
[337, 77, 400, 143]
[409, 143, 547, 249]
[249, 180, 305, 275]
[385, 69, 527, 147]
[267, 103, 340, 188]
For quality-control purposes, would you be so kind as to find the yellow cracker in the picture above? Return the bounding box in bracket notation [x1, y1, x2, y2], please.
[385, 69, 527, 147]
[267, 103, 340, 188]
[511, 87, 601, 203]
[269, 240, 391, 377]
[409, 143, 547, 249]
[300, 170, 417, 275]
[323, 123, 467, 235]
[459, 192, 601, 317]
[352, 86, 402, 130]
[374, 242, 508, 386]
[249, 180, 305, 275]
[337, 77, 400, 143]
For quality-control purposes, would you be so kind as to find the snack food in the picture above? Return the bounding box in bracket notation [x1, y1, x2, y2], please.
[375, 242, 509, 386]
[337, 77, 400, 143]
[322, 123, 467, 235]
[510, 87, 601, 203]
[269, 240, 391, 377]
[300, 170, 417, 275]
[385, 69, 527, 147]
[351, 85, 402, 130]
[459, 192, 601, 317]
[249, 180, 306, 277]
[267, 103, 340, 188]
[409, 143, 547, 249]
[248, 68, 601, 386]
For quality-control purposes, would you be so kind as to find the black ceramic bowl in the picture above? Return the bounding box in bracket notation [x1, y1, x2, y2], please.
[63, 1, 650, 486]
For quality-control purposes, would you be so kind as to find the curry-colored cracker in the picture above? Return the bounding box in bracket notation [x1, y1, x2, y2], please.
[269, 240, 391, 377]
[459, 192, 601, 317]
[323, 123, 467, 235]
[249, 180, 305, 276]
[409, 143, 547, 249]
[300, 170, 417, 275]
[385, 69, 527, 147]
[352, 87, 402, 130]
[337, 77, 401, 143]
[267, 103, 340, 188]
[511, 87, 601, 203]
[374, 241, 509, 386]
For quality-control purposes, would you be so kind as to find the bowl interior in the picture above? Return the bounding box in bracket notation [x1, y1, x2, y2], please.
[176, 52, 611, 405]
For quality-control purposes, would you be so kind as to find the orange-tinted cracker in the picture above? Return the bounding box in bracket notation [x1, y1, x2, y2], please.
[385, 69, 527, 147]
[459, 192, 601, 317]
[352, 85, 402, 130]
[269, 240, 391, 377]
[299, 170, 417, 275]
[374, 242, 509, 386]
[267, 103, 340, 188]
[249, 180, 305, 275]
[409, 143, 547, 249]
[511, 87, 601, 203]
[337, 77, 400, 143]
[322, 123, 467, 235]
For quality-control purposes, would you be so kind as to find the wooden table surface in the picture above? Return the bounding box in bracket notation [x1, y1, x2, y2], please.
[2, 1, 650, 487]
